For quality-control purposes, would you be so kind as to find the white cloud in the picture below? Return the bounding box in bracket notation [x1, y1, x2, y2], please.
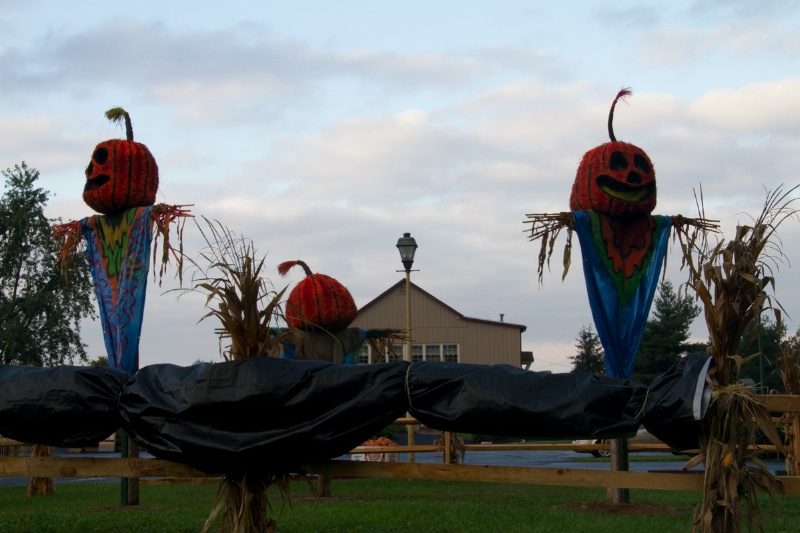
[689, 78, 800, 134]
[3, 2, 800, 373]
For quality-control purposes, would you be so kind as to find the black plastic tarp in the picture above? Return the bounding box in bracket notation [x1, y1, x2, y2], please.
[0, 365, 127, 448]
[0, 352, 714, 474]
[642, 353, 713, 452]
[117, 358, 410, 475]
[407, 362, 648, 439]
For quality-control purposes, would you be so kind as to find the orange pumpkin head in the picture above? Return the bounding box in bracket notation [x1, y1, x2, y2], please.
[569, 89, 656, 217]
[278, 260, 358, 331]
[83, 108, 159, 215]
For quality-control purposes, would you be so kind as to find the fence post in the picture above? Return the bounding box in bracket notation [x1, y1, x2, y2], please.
[318, 475, 332, 497]
[127, 439, 140, 505]
[609, 438, 630, 503]
[120, 432, 140, 506]
[793, 415, 800, 476]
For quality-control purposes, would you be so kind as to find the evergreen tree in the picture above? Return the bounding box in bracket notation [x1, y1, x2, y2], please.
[0, 163, 96, 366]
[89, 355, 109, 367]
[634, 280, 704, 384]
[570, 324, 605, 374]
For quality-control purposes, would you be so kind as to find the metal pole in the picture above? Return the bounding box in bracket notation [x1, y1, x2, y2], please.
[405, 269, 415, 463]
[758, 316, 765, 394]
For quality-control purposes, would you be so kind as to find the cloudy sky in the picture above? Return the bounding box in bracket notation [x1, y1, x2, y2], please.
[2, 0, 800, 372]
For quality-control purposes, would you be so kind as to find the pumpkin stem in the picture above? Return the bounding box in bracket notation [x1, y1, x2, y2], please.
[277, 260, 313, 278]
[105, 107, 134, 142]
[607, 88, 632, 142]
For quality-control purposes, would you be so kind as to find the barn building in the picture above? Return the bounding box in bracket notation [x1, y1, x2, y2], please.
[351, 280, 529, 367]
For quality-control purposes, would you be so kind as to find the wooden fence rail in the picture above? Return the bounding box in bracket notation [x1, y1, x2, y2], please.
[2, 456, 800, 495]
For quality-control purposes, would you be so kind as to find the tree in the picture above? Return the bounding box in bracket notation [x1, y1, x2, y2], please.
[89, 355, 109, 367]
[778, 327, 800, 399]
[634, 280, 704, 384]
[737, 315, 786, 393]
[570, 325, 605, 374]
[0, 163, 96, 367]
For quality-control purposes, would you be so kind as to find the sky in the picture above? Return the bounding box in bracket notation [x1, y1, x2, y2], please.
[1, 0, 800, 373]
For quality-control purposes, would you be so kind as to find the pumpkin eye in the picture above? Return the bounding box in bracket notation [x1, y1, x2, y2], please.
[93, 147, 109, 165]
[634, 154, 651, 174]
[609, 151, 628, 171]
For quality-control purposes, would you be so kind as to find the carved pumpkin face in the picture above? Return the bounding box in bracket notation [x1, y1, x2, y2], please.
[83, 108, 159, 215]
[569, 88, 656, 216]
[569, 140, 656, 216]
[83, 139, 159, 215]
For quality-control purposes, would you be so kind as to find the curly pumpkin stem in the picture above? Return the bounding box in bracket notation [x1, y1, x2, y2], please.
[105, 107, 134, 142]
[277, 259, 314, 278]
[607, 88, 632, 142]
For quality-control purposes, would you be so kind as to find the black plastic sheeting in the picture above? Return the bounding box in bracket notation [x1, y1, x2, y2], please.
[0, 353, 712, 474]
[0, 365, 128, 448]
[118, 358, 409, 475]
[407, 362, 648, 439]
[642, 353, 713, 452]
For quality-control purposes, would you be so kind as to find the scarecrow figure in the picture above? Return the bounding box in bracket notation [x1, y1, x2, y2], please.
[525, 89, 714, 379]
[54, 107, 190, 374]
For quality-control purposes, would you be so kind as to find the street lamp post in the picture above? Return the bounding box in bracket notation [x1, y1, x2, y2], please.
[396, 232, 418, 462]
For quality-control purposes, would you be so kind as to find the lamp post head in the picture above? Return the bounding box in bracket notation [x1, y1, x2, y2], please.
[396, 232, 418, 273]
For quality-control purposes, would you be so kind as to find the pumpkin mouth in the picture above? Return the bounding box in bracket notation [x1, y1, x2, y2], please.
[596, 175, 654, 203]
[84, 174, 110, 193]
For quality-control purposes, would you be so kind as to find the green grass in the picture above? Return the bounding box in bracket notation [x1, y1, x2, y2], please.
[1, 478, 799, 532]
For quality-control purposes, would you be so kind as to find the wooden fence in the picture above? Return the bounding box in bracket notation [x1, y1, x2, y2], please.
[1, 395, 799, 496]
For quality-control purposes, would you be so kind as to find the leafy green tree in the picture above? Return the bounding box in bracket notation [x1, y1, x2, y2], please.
[737, 315, 786, 393]
[777, 326, 800, 397]
[570, 324, 605, 374]
[634, 280, 705, 384]
[0, 163, 96, 366]
[782, 327, 800, 354]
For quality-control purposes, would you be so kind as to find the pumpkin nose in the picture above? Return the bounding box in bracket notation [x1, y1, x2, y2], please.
[626, 171, 642, 184]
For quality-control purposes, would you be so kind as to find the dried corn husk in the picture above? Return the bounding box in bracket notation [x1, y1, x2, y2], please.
[675, 185, 799, 532]
[177, 217, 300, 532]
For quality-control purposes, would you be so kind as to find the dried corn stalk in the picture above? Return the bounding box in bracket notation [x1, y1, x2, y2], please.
[434, 431, 466, 465]
[674, 185, 798, 532]
[523, 212, 575, 284]
[177, 217, 292, 361]
[202, 475, 292, 533]
[176, 217, 298, 533]
[363, 330, 406, 362]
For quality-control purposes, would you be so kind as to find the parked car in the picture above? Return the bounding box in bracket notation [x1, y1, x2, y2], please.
[573, 428, 668, 457]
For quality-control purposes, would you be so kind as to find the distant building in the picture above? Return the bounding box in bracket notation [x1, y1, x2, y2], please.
[351, 280, 528, 367]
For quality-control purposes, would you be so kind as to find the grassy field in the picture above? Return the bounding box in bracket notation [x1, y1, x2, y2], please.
[2, 478, 800, 533]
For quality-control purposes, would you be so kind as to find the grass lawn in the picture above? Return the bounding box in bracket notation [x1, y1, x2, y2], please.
[2, 477, 800, 532]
